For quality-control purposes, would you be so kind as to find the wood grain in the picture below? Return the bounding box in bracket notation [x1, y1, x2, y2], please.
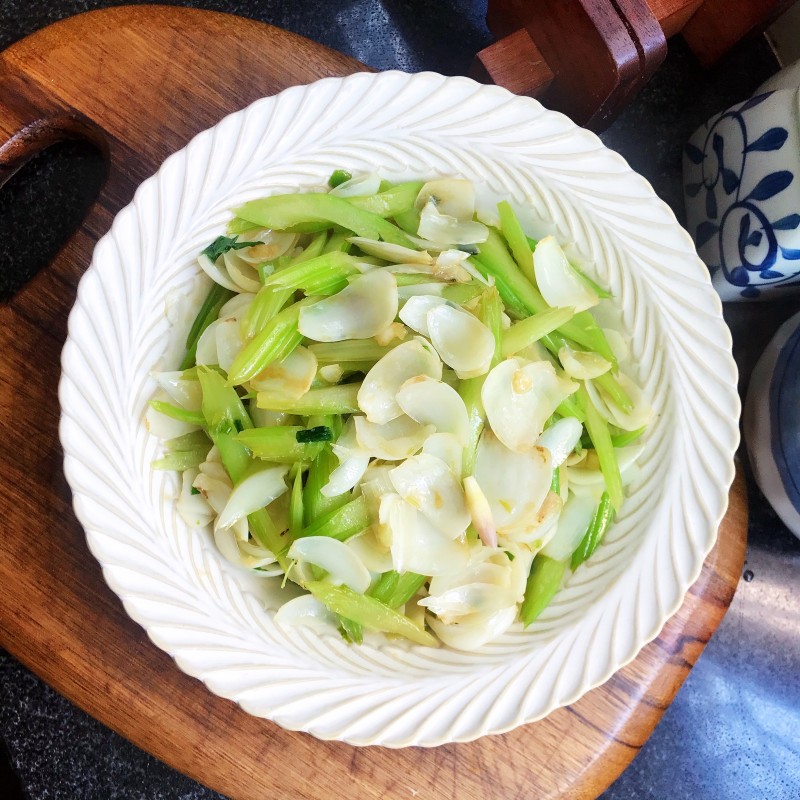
[477, 0, 667, 129]
[0, 6, 748, 800]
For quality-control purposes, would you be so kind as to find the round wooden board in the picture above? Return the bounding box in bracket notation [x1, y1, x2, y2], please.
[0, 6, 748, 799]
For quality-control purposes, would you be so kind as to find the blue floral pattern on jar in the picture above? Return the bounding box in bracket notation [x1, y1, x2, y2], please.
[683, 90, 800, 301]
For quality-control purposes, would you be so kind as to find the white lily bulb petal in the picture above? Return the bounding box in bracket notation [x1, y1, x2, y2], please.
[215, 465, 289, 530]
[603, 328, 630, 364]
[463, 476, 497, 548]
[249, 345, 317, 399]
[358, 338, 442, 424]
[567, 444, 644, 493]
[558, 344, 611, 380]
[274, 594, 340, 634]
[223, 250, 261, 293]
[176, 468, 214, 528]
[152, 371, 202, 411]
[497, 491, 562, 549]
[418, 198, 490, 245]
[396, 375, 470, 445]
[474, 430, 552, 533]
[354, 415, 432, 461]
[329, 171, 382, 198]
[197, 253, 239, 292]
[419, 583, 510, 619]
[194, 318, 220, 366]
[540, 492, 599, 561]
[422, 432, 464, 475]
[482, 358, 578, 452]
[192, 473, 232, 515]
[533, 236, 599, 312]
[381, 493, 470, 576]
[321, 451, 370, 497]
[215, 317, 246, 374]
[213, 525, 251, 569]
[428, 606, 517, 651]
[398, 295, 448, 337]
[389, 454, 470, 538]
[249, 407, 292, 428]
[235, 230, 297, 265]
[318, 364, 344, 384]
[298, 270, 398, 342]
[345, 529, 394, 573]
[416, 179, 476, 219]
[347, 237, 432, 265]
[219, 291, 255, 319]
[331, 416, 359, 460]
[537, 417, 584, 467]
[288, 536, 371, 593]
[145, 392, 199, 439]
[587, 371, 653, 432]
[427, 304, 495, 378]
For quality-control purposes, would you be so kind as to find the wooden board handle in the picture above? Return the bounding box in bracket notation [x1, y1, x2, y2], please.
[0, 71, 107, 186]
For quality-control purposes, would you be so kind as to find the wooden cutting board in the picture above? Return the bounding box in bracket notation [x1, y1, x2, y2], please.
[0, 6, 748, 799]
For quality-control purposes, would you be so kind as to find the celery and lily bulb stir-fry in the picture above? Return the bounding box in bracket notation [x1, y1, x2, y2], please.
[147, 172, 652, 651]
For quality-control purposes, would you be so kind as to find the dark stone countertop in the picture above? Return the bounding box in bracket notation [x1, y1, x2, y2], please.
[2, 3, 800, 799]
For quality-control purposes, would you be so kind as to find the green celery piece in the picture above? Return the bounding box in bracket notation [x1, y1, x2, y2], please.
[347, 181, 423, 218]
[502, 306, 576, 357]
[291, 230, 329, 263]
[458, 289, 503, 476]
[556, 394, 586, 423]
[242, 285, 293, 340]
[227, 299, 309, 386]
[257, 383, 362, 415]
[289, 469, 304, 539]
[297, 495, 369, 541]
[249, 508, 291, 571]
[308, 339, 397, 365]
[197, 366, 253, 434]
[369, 571, 426, 609]
[497, 200, 536, 285]
[227, 216, 259, 236]
[305, 582, 437, 647]
[237, 427, 325, 463]
[393, 273, 442, 286]
[610, 426, 646, 447]
[338, 616, 364, 644]
[579, 387, 623, 511]
[550, 466, 561, 495]
[162, 429, 211, 451]
[234, 193, 413, 247]
[571, 492, 614, 569]
[594, 371, 633, 414]
[526, 235, 539, 250]
[481, 287, 504, 369]
[458, 376, 484, 478]
[520, 555, 567, 626]
[214, 431, 252, 481]
[571, 262, 612, 299]
[394, 207, 420, 235]
[149, 400, 206, 427]
[151, 447, 209, 471]
[179, 284, 235, 370]
[322, 229, 353, 254]
[264, 251, 359, 295]
[304, 446, 349, 524]
[440, 282, 484, 305]
[328, 169, 352, 188]
[474, 230, 614, 357]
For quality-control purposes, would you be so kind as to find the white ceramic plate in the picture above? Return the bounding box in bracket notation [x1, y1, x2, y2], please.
[59, 72, 739, 747]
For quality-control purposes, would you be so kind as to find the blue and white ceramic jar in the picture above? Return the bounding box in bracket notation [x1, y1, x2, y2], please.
[683, 88, 800, 301]
[745, 310, 800, 540]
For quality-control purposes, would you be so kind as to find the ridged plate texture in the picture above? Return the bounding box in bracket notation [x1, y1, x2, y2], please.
[59, 72, 740, 747]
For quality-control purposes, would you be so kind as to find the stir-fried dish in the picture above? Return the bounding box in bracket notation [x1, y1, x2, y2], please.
[147, 173, 651, 650]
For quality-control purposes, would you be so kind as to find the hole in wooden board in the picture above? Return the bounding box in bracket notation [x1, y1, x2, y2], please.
[0, 140, 105, 301]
